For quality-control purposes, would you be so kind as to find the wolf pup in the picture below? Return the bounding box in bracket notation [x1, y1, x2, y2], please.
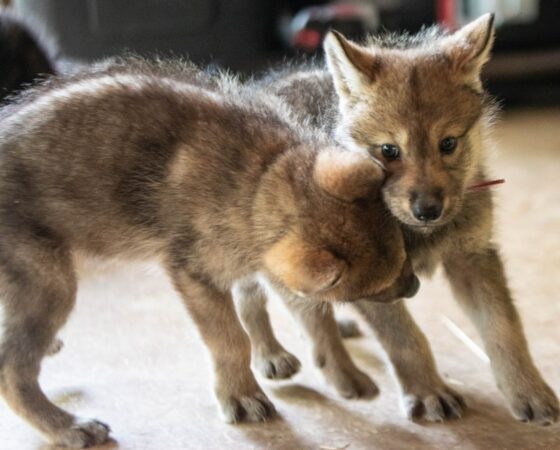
[238, 14, 559, 425]
[0, 59, 419, 447]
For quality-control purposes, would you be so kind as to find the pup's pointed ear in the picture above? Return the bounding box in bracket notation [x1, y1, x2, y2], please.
[314, 149, 385, 202]
[442, 13, 495, 89]
[264, 233, 346, 296]
[323, 30, 380, 103]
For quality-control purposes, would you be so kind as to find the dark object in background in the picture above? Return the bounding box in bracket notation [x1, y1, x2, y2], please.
[0, 11, 56, 103]
[437, 0, 560, 107]
[484, 0, 560, 107]
[13, 0, 278, 71]
[7, 0, 560, 107]
[280, 0, 437, 54]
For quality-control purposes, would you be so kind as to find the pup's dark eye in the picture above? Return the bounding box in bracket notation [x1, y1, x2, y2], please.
[380, 144, 400, 160]
[439, 137, 457, 155]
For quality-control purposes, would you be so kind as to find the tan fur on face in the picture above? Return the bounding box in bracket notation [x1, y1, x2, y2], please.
[313, 149, 385, 202]
[323, 14, 496, 229]
[264, 232, 346, 296]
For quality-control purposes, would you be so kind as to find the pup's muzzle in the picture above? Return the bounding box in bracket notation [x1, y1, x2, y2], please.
[401, 273, 420, 298]
[362, 265, 420, 303]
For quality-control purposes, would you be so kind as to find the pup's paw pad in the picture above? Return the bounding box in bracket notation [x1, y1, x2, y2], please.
[47, 338, 64, 356]
[330, 367, 379, 399]
[255, 350, 301, 380]
[55, 419, 111, 448]
[510, 385, 559, 426]
[222, 392, 276, 423]
[404, 387, 466, 422]
[336, 319, 362, 338]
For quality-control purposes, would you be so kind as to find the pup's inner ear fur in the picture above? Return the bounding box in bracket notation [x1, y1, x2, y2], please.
[323, 30, 380, 101]
[442, 13, 495, 89]
[264, 233, 346, 296]
[314, 149, 385, 202]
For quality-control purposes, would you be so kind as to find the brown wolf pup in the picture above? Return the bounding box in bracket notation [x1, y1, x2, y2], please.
[239, 14, 559, 424]
[0, 59, 419, 447]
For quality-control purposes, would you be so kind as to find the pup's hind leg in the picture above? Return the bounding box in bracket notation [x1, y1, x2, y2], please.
[283, 297, 379, 399]
[233, 279, 301, 380]
[0, 234, 109, 448]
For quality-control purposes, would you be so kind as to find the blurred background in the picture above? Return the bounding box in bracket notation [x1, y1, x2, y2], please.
[2, 0, 560, 107]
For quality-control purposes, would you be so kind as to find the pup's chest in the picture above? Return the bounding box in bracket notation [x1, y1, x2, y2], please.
[405, 226, 464, 277]
[408, 241, 443, 277]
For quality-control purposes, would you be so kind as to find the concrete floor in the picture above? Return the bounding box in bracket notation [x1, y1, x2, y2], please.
[1, 109, 559, 449]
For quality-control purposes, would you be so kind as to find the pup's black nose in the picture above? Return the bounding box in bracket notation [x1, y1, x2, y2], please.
[411, 196, 443, 222]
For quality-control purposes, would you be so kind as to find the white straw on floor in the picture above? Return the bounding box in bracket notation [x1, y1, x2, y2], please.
[440, 315, 490, 364]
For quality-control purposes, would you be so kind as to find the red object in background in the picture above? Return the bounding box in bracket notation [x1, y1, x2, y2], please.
[437, 0, 457, 30]
[292, 28, 322, 52]
[286, 2, 376, 53]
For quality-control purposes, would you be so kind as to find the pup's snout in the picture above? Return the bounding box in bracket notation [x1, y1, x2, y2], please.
[394, 258, 420, 299]
[402, 274, 420, 298]
[410, 191, 443, 222]
[361, 258, 419, 303]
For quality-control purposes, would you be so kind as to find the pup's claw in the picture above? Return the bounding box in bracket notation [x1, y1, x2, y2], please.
[403, 386, 466, 422]
[47, 338, 64, 356]
[509, 383, 559, 426]
[221, 391, 276, 423]
[254, 350, 301, 380]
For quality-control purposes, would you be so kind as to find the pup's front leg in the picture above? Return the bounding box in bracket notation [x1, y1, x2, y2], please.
[354, 300, 465, 421]
[444, 247, 559, 425]
[169, 270, 275, 423]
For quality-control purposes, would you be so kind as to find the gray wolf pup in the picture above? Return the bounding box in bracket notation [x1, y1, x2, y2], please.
[238, 13, 559, 425]
[0, 59, 418, 447]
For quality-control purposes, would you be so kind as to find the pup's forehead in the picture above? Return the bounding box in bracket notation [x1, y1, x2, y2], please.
[353, 55, 483, 139]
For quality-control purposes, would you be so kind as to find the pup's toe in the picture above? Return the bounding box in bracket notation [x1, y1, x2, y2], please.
[255, 350, 301, 380]
[509, 384, 559, 426]
[47, 338, 64, 356]
[222, 391, 276, 423]
[403, 385, 466, 422]
[328, 366, 379, 399]
[53, 419, 111, 448]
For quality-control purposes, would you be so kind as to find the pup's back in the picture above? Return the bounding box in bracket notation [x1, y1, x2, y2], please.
[0, 61, 298, 258]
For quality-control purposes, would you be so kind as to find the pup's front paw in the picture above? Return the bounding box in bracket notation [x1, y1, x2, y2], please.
[217, 384, 276, 423]
[254, 349, 301, 380]
[52, 419, 111, 448]
[506, 381, 559, 426]
[320, 359, 379, 399]
[401, 383, 465, 422]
